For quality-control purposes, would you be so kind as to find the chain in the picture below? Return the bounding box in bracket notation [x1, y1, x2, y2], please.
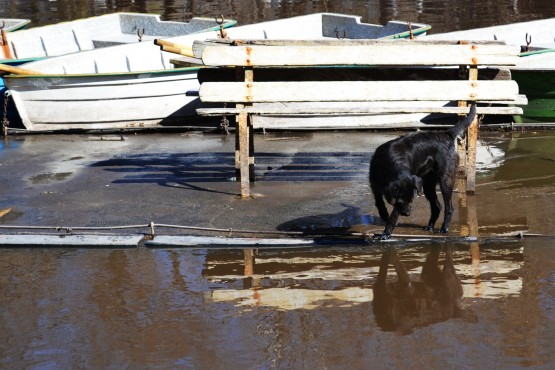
[218, 101, 230, 134]
[2, 90, 10, 137]
[219, 116, 230, 135]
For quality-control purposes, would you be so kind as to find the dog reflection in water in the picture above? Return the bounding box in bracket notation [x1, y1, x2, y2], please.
[372, 245, 463, 333]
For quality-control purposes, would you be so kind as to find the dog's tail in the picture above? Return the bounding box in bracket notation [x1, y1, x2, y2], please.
[448, 102, 477, 138]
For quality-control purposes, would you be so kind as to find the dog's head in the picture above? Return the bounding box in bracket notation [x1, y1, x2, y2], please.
[385, 174, 423, 216]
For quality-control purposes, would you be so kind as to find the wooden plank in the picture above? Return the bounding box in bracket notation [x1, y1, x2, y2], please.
[196, 38, 509, 48]
[199, 80, 521, 103]
[0, 234, 144, 247]
[195, 39, 512, 58]
[196, 106, 524, 116]
[201, 44, 520, 67]
[145, 235, 314, 247]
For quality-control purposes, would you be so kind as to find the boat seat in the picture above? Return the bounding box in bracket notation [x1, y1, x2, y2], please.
[126, 50, 166, 71]
[92, 34, 151, 48]
[94, 54, 130, 73]
[40, 30, 81, 57]
[10, 38, 47, 59]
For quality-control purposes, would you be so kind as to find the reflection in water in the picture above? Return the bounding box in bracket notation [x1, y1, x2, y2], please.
[3, 0, 555, 34]
[205, 243, 524, 313]
[372, 246, 463, 333]
[1, 240, 548, 368]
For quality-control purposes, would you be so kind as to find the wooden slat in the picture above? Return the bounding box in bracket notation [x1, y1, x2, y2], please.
[199, 80, 520, 103]
[194, 39, 511, 58]
[201, 44, 520, 67]
[196, 106, 524, 116]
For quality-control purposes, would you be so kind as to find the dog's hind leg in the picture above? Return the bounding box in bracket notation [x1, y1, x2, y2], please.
[439, 176, 455, 233]
[422, 175, 441, 231]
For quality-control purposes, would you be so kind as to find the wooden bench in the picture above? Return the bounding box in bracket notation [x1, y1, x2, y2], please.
[194, 39, 525, 197]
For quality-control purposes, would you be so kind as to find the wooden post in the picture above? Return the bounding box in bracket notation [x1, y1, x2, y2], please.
[234, 66, 254, 198]
[466, 66, 479, 194]
[456, 66, 468, 177]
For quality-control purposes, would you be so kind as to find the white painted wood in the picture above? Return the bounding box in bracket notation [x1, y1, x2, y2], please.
[0, 234, 144, 247]
[197, 106, 523, 116]
[199, 80, 521, 103]
[146, 235, 314, 247]
[252, 114, 437, 130]
[201, 43, 520, 67]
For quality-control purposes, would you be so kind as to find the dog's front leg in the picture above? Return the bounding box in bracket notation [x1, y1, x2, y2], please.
[374, 194, 390, 223]
[380, 208, 400, 240]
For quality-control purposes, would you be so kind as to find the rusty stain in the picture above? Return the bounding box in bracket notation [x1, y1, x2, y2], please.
[471, 44, 478, 50]
[471, 57, 478, 64]
[244, 80, 253, 103]
[471, 82, 478, 88]
[245, 46, 252, 66]
[469, 93, 477, 99]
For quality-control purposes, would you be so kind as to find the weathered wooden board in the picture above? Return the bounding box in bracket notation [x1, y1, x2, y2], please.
[197, 106, 523, 116]
[145, 235, 314, 248]
[0, 234, 144, 247]
[199, 80, 521, 103]
[194, 39, 510, 58]
[201, 44, 520, 67]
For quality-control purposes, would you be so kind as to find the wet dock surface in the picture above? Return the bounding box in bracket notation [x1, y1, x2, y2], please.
[0, 130, 554, 237]
[1, 130, 554, 368]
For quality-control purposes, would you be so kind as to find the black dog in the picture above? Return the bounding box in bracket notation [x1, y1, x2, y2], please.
[369, 102, 477, 240]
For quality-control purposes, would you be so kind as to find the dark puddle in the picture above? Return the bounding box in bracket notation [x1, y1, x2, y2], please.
[29, 172, 73, 184]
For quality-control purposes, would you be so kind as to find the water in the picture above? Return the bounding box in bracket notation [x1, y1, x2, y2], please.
[1, 1, 555, 368]
[1, 129, 554, 368]
[1, 241, 554, 368]
[2, 0, 555, 34]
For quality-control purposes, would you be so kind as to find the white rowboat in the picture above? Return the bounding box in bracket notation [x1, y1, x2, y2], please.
[1, 18, 31, 32]
[1, 13, 236, 61]
[4, 13, 430, 131]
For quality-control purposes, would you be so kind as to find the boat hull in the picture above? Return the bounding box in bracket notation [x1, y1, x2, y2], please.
[512, 69, 555, 123]
[5, 13, 431, 131]
[5, 69, 205, 131]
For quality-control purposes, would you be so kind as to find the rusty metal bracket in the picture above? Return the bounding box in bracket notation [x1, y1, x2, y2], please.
[216, 15, 227, 39]
[525, 33, 532, 52]
[137, 27, 145, 42]
[408, 22, 414, 40]
[334, 28, 347, 39]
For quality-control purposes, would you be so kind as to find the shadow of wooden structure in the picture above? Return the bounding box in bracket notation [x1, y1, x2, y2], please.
[195, 39, 525, 197]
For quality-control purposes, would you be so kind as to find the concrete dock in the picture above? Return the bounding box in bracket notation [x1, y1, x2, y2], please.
[0, 130, 553, 246]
